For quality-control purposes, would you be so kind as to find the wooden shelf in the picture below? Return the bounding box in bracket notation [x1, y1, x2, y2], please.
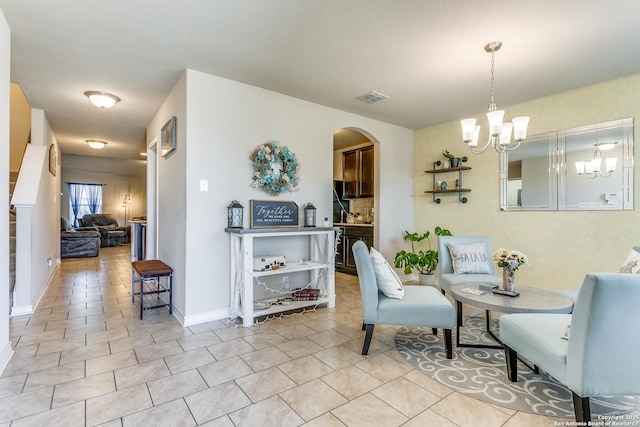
[425, 189, 471, 194]
[426, 159, 471, 204]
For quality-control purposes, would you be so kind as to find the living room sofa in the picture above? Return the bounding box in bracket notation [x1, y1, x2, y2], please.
[60, 217, 101, 258]
[79, 213, 130, 247]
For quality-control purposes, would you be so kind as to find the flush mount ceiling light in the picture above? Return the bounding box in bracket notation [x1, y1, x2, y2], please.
[356, 91, 389, 104]
[84, 91, 121, 109]
[86, 139, 108, 149]
[461, 41, 530, 154]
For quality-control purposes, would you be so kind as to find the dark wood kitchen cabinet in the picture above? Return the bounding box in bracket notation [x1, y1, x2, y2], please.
[343, 146, 374, 198]
[336, 226, 373, 275]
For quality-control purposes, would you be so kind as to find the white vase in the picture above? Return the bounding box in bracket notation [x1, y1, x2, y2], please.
[419, 273, 435, 286]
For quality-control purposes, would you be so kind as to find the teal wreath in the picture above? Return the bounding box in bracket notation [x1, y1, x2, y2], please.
[251, 141, 300, 195]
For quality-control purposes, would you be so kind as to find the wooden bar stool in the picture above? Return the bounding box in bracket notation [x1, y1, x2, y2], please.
[131, 260, 173, 319]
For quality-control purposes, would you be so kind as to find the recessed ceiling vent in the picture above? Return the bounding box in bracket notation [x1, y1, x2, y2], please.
[356, 91, 389, 104]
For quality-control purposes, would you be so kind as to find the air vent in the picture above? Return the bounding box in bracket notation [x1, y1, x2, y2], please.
[356, 91, 389, 104]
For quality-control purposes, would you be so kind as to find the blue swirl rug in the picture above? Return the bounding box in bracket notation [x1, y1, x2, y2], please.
[395, 316, 639, 418]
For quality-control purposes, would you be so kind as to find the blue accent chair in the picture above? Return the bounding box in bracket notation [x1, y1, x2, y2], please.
[499, 273, 640, 423]
[437, 235, 502, 295]
[351, 240, 455, 358]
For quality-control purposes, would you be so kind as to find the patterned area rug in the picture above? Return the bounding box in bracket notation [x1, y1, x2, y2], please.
[395, 316, 639, 418]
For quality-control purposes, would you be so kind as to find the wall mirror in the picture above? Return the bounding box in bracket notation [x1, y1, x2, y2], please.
[500, 117, 634, 211]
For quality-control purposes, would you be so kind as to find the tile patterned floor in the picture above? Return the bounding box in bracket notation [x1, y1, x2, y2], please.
[0, 245, 587, 426]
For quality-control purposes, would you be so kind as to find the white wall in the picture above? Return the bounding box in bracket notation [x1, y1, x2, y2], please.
[0, 7, 12, 372]
[12, 109, 60, 315]
[147, 69, 414, 325]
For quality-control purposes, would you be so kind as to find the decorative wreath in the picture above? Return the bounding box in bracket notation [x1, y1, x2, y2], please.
[250, 141, 300, 195]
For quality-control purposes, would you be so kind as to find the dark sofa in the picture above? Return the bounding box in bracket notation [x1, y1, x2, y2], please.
[60, 217, 101, 258]
[79, 213, 130, 247]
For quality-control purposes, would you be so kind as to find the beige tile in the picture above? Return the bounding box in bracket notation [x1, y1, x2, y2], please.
[280, 379, 348, 421]
[402, 369, 453, 398]
[402, 408, 458, 427]
[12, 329, 66, 347]
[134, 339, 184, 364]
[303, 318, 341, 332]
[86, 383, 152, 425]
[301, 412, 346, 427]
[276, 337, 324, 359]
[502, 411, 559, 427]
[60, 342, 111, 365]
[242, 331, 290, 350]
[123, 398, 197, 427]
[0, 387, 54, 423]
[85, 326, 130, 345]
[275, 324, 316, 340]
[307, 330, 352, 348]
[0, 374, 27, 399]
[229, 395, 304, 427]
[430, 392, 511, 427]
[354, 353, 412, 383]
[108, 332, 154, 354]
[331, 393, 408, 427]
[2, 352, 61, 377]
[164, 347, 216, 374]
[277, 355, 334, 385]
[214, 326, 256, 342]
[150, 326, 194, 343]
[198, 356, 254, 387]
[10, 401, 84, 427]
[147, 369, 208, 406]
[235, 367, 296, 402]
[207, 338, 255, 360]
[23, 361, 85, 392]
[314, 345, 365, 370]
[321, 365, 383, 400]
[239, 346, 291, 371]
[198, 415, 235, 426]
[184, 381, 252, 424]
[35, 335, 86, 355]
[114, 357, 170, 390]
[371, 377, 440, 417]
[52, 371, 115, 408]
[86, 349, 138, 376]
[177, 331, 222, 351]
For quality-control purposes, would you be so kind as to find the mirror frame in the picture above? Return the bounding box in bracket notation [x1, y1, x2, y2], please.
[500, 117, 634, 211]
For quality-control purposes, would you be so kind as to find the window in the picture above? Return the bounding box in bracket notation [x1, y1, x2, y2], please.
[68, 183, 103, 226]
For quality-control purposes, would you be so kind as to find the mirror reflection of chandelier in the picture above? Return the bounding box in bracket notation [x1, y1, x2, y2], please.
[461, 41, 530, 154]
[575, 142, 618, 178]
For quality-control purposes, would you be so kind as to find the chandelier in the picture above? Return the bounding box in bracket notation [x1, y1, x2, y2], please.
[461, 41, 530, 154]
[575, 142, 617, 178]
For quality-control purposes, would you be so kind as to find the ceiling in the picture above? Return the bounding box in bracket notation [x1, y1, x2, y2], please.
[2, 1, 640, 160]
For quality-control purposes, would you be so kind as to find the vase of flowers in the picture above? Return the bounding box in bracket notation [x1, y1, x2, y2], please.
[492, 248, 529, 293]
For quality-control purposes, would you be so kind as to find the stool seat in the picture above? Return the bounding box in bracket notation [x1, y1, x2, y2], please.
[131, 259, 173, 319]
[132, 260, 173, 277]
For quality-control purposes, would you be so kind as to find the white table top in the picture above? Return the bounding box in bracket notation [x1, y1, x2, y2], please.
[450, 283, 574, 314]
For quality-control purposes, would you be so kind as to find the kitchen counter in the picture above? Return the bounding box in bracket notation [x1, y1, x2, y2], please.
[334, 222, 374, 227]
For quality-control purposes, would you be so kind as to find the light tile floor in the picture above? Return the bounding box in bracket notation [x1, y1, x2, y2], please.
[0, 245, 609, 426]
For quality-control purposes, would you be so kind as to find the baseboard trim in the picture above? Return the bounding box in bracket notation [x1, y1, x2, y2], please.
[10, 264, 57, 318]
[10, 305, 34, 317]
[182, 308, 232, 327]
[0, 342, 14, 376]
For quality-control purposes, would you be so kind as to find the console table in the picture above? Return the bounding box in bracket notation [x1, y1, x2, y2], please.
[226, 227, 336, 327]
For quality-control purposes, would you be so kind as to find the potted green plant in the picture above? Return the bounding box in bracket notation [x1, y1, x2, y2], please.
[442, 149, 462, 168]
[394, 226, 452, 285]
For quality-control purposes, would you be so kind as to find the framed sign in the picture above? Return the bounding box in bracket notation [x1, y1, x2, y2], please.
[250, 200, 299, 228]
[161, 116, 177, 157]
[48, 144, 57, 176]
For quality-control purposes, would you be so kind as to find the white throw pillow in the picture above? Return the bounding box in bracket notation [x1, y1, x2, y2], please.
[447, 241, 492, 274]
[620, 248, 640, 274]
[369, 247, 405, 299]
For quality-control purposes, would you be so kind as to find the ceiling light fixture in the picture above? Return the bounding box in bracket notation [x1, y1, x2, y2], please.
[461, 41, 530, 154]
[84, 91, 121, 109]
[575, 142, 618, 178]
[86, 139, 108, 149]
[356, 91, 389, 104]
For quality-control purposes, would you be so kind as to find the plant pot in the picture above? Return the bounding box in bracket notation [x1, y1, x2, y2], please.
[451, 157, 461, 168]
[418, 273, 436, 286]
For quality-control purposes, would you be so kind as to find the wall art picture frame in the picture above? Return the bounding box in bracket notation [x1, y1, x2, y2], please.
[161, 116, 177, 157]
[48, 144, 57, 176]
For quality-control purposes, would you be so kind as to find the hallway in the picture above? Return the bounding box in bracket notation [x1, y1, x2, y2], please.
[2, 245, 564, 426]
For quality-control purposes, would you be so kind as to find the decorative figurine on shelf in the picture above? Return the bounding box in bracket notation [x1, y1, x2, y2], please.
[442, 149, 464, 168]
[440, 181, 448, 191]
[227, 200, 244, 228]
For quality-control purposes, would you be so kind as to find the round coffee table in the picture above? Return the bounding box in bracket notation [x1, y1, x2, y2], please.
[450, 282, 574, 349]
